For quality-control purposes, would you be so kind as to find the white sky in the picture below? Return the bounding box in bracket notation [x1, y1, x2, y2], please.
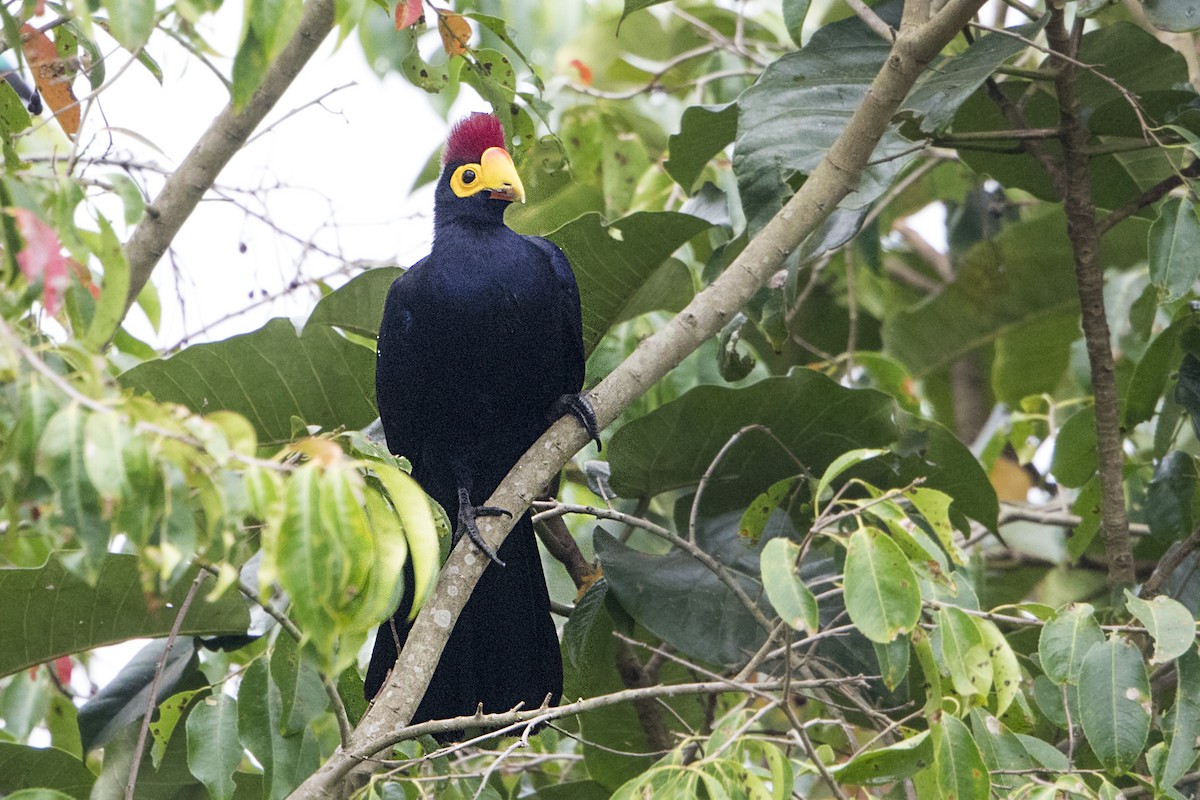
[45, 5, 458, 349]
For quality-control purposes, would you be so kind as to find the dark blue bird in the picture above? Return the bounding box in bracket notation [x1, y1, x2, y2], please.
[365, 113, 598, 727]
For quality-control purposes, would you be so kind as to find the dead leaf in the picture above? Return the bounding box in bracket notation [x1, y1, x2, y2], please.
[436, 10, 471, 56]
[8, 207, 69, 314]
[20, 24, 79, 137]
[394, 0, 423, 30]
[568, 58, 593, 86]
[989, 456, 1033, 503]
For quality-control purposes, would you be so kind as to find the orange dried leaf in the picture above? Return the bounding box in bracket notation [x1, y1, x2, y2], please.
[568, 58, 593, 85]
[436, 10, 471, 56]
[20, 24, 79, 137]
[394, 0, 423, 30]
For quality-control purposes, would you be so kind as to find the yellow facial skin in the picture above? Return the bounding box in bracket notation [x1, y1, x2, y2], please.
[449, 146, 527, 203]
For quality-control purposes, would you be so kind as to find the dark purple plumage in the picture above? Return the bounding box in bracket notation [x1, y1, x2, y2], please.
[366, 113, 593, 736]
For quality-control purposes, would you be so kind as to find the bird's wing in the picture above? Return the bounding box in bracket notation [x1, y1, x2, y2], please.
[375, 261, 425, 459]
[527, 236, 586, 393]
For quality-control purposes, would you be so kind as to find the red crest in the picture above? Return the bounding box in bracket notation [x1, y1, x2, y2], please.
[443, 113, 507, 166]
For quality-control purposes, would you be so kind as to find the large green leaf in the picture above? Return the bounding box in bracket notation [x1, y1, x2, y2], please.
[593, 511, 781, 666]
[1143, 0, 1200, 32]
[102, 0, 155, 50]
[760, 537, 818, 633]
[607, 371, 897, 501]
[546, 211, 711, 354]
[0, 555, 248, 678]
[734, 0, 913, 231]
[902, 19, 1047, 134]
[0, 744, 94, 799]
[119, 318, 377, 447]
[884, 208, 1079, 379]
[1078, 638, 1151, 773]
[307, 268, 403, 339]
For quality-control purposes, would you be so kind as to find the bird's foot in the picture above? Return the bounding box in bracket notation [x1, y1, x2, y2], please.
[552, 392, 602, 450]
[457, 487, 511, 567]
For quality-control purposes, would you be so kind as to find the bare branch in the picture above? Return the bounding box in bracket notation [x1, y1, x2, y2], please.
[121, 0, 337, 322]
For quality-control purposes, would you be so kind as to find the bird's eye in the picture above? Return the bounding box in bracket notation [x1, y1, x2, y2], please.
[462, 169, 476, 184]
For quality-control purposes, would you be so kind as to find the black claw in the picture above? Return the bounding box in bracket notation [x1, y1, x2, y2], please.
[457, 488, 507, 567]
[553, 392, 602, 450]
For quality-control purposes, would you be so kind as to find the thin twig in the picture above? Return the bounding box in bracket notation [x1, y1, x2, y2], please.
[126, 572, 206, 800]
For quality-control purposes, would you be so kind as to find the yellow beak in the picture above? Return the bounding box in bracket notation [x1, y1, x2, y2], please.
[479, 147, 526, 203]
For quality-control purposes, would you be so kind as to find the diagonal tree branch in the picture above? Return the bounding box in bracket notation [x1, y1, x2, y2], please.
[287, 0, 987, 796]
[120, 0, 337, 319]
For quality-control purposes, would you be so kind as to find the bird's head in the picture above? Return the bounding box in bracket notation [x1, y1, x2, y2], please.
[434, 113, 525, 228]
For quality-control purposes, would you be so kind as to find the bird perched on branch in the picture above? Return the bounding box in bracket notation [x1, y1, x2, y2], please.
[365, 112, 599, 727]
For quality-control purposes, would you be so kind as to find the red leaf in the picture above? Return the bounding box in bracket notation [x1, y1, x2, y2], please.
[394, 0, 423, 31]
[8, 207, 69, 314]
[54, 656, 72, 685]
[569, 59, 593, 86]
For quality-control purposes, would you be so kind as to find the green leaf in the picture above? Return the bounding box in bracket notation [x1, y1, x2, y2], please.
[814, 448, 888, 512]
[546, 211, 711, 354]
[760, 537, 818, 633]
[969, 709, 1033, 791]
[307, 268, 403, 339]
[102, 0, 156, 50]
[119, 318, 377, 447]
[1143, 0, 1200, 31]
[0, 554, 248, 679]
[237, 659, 320, 800]
[934, 714, 991, 800]
[734, 0, 913, 231]
[231, 26, 268, 111]
[1159, 647, 1200, 788]
[992, 313, 1080, 406]
[0, 744, 94, 799]
[186, 694, 241, 800]
[843, 528, 921, 644]
[831, 730, 931, 787]
[977, 618, 1020, 716]
[608, 371, 897, 503]
[1124, 590, 1195, 665]
[1050, 406, 1098, 489]
[79, 215, 131, 351]
[269, 633, 328, 735]
[902, 19, 1046, 134]
[782, 0, 809, 46]
[905, 487, 965, 566]
[1038, 603, 1104, 685]
[372, 463, 437, 618]
[593, 513, 779, 666]
[1149, 197, 1200, 303]
[36, 403, 108, 568]
[149, 688, 203, 767]
[737, 476, 800, 545]
[1125, 315, 1194, 428]
[936, 606, 993, 698]
[619, 0, 669, 23]
[82, 411, 129, 499]
[884, 208, 1080, 379]
[664, 104, 736, 193]
[874, 635, 910, 692]
[1078, 638, 1151, 773]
